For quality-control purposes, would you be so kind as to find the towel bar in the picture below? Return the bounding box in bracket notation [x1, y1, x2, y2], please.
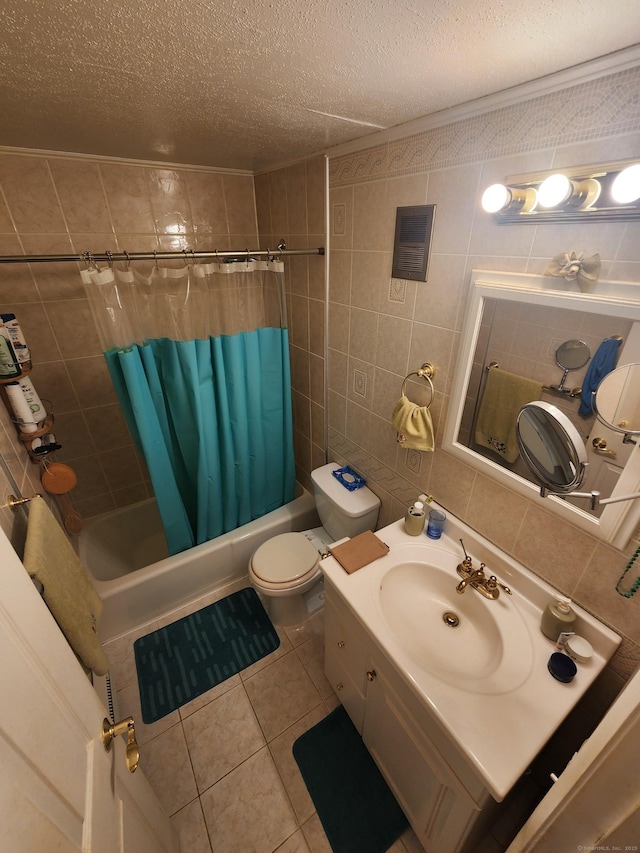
[6, 493, 40, 512]
[401, 362, 436, 407]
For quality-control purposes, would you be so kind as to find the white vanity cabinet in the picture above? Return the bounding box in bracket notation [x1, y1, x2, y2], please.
[324, 586, 368, 730]
[324, 582, 497, 853]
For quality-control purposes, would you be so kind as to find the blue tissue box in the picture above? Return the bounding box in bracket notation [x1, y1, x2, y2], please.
[332, 466, 366, 491]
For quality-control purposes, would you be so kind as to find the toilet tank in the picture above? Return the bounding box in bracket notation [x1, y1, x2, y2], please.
[311, 463, 380, 541]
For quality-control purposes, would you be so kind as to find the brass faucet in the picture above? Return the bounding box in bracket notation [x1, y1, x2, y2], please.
[455, 540, 512, 600]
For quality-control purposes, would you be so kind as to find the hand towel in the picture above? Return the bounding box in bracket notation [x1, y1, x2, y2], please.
[578, 337, 622, 416]
[475, 368, 543, 463]
[23, 496, 109, 675]
[391, 395, 435, 451]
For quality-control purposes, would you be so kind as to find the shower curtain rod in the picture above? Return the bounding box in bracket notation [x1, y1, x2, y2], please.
[0, 246, 325, 265]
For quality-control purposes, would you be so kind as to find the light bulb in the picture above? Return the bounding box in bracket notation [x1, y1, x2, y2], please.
[481, 184, 511, 213]
[537, 174, 572, 208]
[611, 164, 640, 204]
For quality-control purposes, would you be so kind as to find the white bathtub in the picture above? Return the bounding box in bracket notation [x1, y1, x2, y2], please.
[80, 487, 320, 641]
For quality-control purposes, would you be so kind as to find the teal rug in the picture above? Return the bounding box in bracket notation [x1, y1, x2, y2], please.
[293, 706, 409, 853]
[134, 587, 279, 723]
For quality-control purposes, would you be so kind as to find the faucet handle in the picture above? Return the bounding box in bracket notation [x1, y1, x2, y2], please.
[487, 575, 512, 595]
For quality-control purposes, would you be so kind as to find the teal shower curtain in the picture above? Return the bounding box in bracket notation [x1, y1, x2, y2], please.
[82, 259, 296, 555]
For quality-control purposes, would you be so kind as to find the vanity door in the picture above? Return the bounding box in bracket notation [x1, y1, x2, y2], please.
[362, 664, 484, 853]
[324, 591, 368, 731]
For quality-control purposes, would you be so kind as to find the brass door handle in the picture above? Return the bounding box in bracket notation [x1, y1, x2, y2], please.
[592, 437, 617, 458]
[102, 716, 139, 773]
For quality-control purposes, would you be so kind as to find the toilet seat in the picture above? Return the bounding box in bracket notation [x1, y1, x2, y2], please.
[250, 532, 320, 588]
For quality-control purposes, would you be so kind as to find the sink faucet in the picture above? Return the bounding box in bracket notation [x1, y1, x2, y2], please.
[455, 540, 512, 600]
[456, 567, 487, 594]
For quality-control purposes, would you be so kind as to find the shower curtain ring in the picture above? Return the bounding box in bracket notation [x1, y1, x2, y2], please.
[124, 251, 131, 270]
[153, 249, 159, 270]
[106, 250, 113, 269]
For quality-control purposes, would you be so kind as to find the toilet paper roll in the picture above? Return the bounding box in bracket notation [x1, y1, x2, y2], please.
[5, 382, 38, 433]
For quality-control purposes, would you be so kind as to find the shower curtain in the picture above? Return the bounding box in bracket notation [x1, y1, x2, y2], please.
[82, 258, 296, 555]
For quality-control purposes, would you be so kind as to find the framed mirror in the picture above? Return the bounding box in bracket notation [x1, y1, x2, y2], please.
[444, 270, 640, 548]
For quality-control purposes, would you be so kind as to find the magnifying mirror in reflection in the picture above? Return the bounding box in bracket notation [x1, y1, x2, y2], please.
[517, 390, 640, 510]
[550, 339, 590, 394]
[516, 401, 587, 493]
[595, 363, 640, 437]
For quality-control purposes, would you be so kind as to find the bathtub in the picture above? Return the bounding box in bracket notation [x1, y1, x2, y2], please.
[80, 486, 320, 642]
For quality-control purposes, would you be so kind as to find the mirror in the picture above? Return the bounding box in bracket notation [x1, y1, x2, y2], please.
[551, 340, 590, 393]
[595, 363, 640, 436]
[444, 270, 640, 548]
[516, 401, 587, 491]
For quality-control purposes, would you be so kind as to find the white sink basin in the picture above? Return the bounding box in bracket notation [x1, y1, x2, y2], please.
[379, 551, 533, 693]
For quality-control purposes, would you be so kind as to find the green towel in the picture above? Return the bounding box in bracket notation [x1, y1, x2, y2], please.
[475, 368, 542, 463]
[23, 496, 109, 675]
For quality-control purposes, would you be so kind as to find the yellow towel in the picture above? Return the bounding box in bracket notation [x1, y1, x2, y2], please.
[392, 395, 435, 452]
[475, 368, 543, 464]
[23, 496, 109, 675]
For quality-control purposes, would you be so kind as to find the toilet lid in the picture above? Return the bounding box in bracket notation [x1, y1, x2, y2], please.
[251, 532, 320, 584]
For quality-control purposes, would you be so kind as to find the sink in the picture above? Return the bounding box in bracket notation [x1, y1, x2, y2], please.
[378, 547, 533, 694]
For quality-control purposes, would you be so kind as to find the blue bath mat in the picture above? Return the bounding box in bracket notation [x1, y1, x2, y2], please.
[293, 705, 409, 853]
[134, 587, 280, 723]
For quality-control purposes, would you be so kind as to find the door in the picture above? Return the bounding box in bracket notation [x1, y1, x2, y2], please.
[0, 525, 179, 852]
[507, 666, 640, 851]
[362, 665, 481, 853]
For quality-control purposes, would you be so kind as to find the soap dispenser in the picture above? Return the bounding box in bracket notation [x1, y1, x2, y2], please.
[541, 596, 576, 641]
[404, 500, 426, 536]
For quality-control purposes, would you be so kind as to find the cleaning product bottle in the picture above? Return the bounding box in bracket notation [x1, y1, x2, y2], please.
[404, 500, 426, 536]
[541, 595, 576, 640]
[0, 324, 21, 379]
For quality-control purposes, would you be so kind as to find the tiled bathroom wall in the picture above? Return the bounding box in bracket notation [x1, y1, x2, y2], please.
[325, 63, 640, 693]
[254, 156, 327, 491]
[0, 154, 259, 518]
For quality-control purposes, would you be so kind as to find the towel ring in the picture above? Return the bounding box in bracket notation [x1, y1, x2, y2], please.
[401, 362, 436, 407]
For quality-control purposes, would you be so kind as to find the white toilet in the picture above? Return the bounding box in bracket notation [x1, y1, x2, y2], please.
[248, 463, 380, 625]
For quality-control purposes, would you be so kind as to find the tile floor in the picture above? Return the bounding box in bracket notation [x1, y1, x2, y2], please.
[103, 577, 429, 853]
[104, 575, 543, 852]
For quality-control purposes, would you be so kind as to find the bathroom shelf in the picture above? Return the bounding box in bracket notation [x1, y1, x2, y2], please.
[0, 364, 32, 384]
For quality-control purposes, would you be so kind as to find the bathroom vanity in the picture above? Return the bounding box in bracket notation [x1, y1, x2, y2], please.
[322, 509, 621, 853]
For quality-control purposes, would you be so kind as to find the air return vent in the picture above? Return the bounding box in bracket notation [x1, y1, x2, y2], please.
[392, 205, 435, 281]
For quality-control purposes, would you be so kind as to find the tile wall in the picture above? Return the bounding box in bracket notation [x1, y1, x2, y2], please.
[254, 157, 327, 490]
[0, 154, 258, 518]
[325, 63, 640, 700]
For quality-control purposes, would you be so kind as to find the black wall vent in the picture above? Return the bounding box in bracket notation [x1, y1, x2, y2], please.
[392, 204, 435, 281]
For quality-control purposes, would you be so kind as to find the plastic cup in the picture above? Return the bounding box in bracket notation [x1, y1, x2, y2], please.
[426, 509, 446, 539]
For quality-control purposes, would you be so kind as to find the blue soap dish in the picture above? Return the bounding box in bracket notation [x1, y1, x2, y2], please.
[332, 466, 366, 491]
[547, 652, 577, 683]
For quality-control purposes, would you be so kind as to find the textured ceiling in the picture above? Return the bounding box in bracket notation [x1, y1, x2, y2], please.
[1, 0, 639, 172]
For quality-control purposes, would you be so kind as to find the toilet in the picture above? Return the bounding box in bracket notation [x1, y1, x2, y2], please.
[248, 463, 380, 625]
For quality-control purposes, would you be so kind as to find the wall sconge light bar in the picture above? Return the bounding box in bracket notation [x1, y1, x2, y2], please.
[481, 159, 640, 223]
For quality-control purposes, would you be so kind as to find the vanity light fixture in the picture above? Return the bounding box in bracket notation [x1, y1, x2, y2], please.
[481, 159, 640, 223]
[481, 184, 537, 214]
[611, 163, 640, 204]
